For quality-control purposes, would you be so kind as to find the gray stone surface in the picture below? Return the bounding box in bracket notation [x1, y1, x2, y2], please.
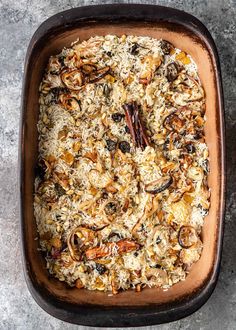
[0, 0, 235, 329]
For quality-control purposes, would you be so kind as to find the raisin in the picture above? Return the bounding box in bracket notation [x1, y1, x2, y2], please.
[50, 87, 70, 103]
[95, 263, 107, 275]
[58, 55, 66, 67]
[101, 191, 108, 199]
[105, 202, 117, 215]
[35, 161, 46, 180]
[125, 125, 130, 134]
[185, 143, 196, 153]
[118, 141, 130, 153]
[194, 132, 203, 140]
[155, 264, 162, 269]
[55, 183, 66, 197]
[166, 62, 179, 82]
[160, 40, 174, 55]
[130, 43, 139, 55]
[112, 113, 124, 122]
[106, 139, 117, 151]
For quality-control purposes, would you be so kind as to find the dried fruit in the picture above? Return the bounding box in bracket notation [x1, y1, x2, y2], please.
[61, 151, 74, 165]
[160, 40, 174, 55]
[105, 202, 117, 215]
[185, 143, 196, 154]
[55, 183, 66, 196]
[106, 139, 117, 151]
[95, 263, 107, 275]
[176, 51, 191, 65]
[111, 113, 124, 122]
[125, 125, 130, 133]
[130, 43, 140, 55]
[166, 62, 179, 82]
[118, 141, 131, 153]
[35, 160, 47, 180]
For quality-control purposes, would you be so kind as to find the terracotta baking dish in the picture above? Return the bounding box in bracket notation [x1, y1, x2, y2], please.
[20, 4, 225, 327]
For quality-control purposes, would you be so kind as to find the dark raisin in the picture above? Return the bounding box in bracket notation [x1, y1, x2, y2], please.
[166, 62, 179, 82]
[185, 143, 196, 153]
[105, 202, 117, 215]
[134, 251, 139, 257]
[95, 263, 107, 275]
[106, 139, 117, 151]
[130, 43, 139, 55]
[156, 236, 162, 244]
[58, 55, 66, 67]
[118, 141, 130, 153]
[163, 138, 170, 151]
[194, 132, 203, 140]
[50, 87, 70, 103]
[160, 40, 174, 55]
[112, 113, 124, 122]
[55, 183, 66, 197]
[50, 87, 60, 102]
[155, 264, 162, 269]
[113, 175, 119, 182]
[35, 161, 46, 180]
[106, 51, 112, 57]
[101, 191, 109, 199]
[125, 125, 130, 134]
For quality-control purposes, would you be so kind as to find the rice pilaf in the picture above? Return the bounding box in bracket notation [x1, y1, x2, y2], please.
[34, 35, 210, 294]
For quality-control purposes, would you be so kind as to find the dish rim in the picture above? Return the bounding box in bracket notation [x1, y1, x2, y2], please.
[19, 4, 225, 327]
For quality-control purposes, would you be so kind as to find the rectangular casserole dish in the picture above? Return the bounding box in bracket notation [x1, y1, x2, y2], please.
[20, 4, 225, 327]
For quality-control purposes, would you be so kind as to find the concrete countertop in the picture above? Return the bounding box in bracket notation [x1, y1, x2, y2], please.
[0, 0, 235, 329]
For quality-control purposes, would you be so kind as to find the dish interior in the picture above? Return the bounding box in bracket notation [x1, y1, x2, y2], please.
[22, 22, 222, 307]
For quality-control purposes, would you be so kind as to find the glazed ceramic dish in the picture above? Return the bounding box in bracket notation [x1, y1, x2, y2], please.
[20, 4, 225, 327]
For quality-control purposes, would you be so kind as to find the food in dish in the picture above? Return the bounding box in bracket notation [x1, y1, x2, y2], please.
[34, 35, 210, 294]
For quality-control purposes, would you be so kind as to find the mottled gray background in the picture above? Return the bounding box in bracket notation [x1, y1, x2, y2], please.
[0, 0, 235, 329]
